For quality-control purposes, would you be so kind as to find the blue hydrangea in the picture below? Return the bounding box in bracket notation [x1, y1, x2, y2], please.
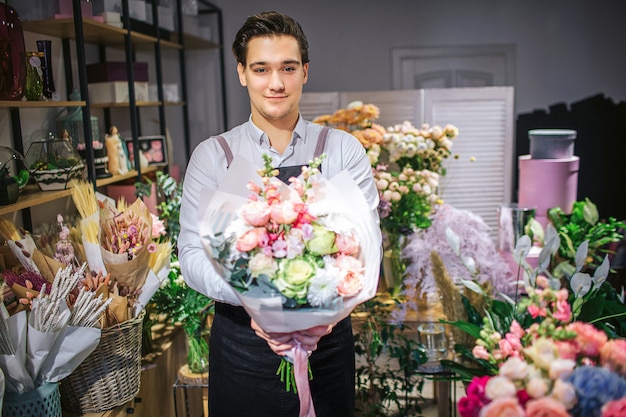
[566, 366, 626, 417]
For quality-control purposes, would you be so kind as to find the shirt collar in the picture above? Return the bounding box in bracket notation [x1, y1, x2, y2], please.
[246, 114, 308, 146]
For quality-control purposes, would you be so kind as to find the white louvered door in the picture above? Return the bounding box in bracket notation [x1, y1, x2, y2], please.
[301, 86, 515, 239]
[423, 87, 515, 239]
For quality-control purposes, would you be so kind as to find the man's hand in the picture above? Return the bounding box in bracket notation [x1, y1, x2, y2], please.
[250, 320, 335, 354]
[250, 319, 295, 356]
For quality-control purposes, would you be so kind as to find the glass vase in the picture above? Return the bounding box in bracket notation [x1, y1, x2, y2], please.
[0, 3, 27, 100]
[25, 52, 44, 101]
[381, 231, 409, 294]
[185, 328, 209, 374]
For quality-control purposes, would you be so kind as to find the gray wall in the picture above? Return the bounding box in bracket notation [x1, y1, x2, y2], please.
[203, 0, 626, 136]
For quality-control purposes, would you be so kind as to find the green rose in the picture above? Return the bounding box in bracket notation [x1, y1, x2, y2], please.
[273, 257, 317, 303]
[305, 225, 338, 256]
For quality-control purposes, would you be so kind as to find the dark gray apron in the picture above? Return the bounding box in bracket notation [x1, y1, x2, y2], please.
[209, 127, 355, 417]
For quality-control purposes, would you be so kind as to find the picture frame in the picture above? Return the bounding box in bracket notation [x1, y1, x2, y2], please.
[125, 135, 168, 167]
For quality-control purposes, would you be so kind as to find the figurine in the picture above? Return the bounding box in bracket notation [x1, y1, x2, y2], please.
[105, 126, 129, 175]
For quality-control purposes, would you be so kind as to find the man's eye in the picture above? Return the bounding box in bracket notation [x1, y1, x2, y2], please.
[283, 67, 297, 72]
[254, 68, 267, 73]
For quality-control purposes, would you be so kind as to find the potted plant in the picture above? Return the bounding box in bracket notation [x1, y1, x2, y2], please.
[0, 145, 29, 205]
[24, 133, 84, 191]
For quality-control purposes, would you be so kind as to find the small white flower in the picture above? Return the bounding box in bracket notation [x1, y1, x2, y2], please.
[307, 266, 339, 307]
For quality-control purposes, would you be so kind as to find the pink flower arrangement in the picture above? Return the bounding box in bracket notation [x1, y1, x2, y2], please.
[216, 154, 365, 308]
[458, 275, 626, 417]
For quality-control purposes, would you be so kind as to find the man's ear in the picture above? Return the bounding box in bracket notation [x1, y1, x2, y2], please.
[302, 62, 309, 85]
[237, 62, 247, 87]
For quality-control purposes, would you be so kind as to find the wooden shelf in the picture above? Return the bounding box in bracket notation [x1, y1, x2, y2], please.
[0, 167, 159, 216]
[23, 18, 159, 47]
[172, 32, 219, 50]
[96, 166, 158, 187]
[0, 185, 72, 215]
[90, 101, 163, 109]
[0, 100, 85, 109]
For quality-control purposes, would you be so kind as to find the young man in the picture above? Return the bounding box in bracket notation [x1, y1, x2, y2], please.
[178, 11, 380, 416]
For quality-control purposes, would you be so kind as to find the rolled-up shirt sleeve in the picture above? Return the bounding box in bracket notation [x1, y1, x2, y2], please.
[178, 140, 240, 305]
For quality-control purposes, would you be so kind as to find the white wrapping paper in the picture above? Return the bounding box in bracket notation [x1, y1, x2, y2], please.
[199, 157, 382, 333]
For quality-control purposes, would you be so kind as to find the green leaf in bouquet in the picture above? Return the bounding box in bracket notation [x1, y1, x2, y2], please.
[444, 319, 481, 339]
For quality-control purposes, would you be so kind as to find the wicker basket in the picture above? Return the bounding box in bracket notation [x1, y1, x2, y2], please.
[2, 382, 62, 417]
[59, 311, 144, 413]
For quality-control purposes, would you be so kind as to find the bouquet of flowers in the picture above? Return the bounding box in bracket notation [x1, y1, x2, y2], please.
[200, 154, 381, 416]
[375, 164, 441, 237]
[382, 120, 459, 174]
[0, 262, 110, 394]
[313, 101, 386, 166]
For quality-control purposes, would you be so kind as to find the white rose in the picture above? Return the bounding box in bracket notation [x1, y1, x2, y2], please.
[499, 356, 529, 380]
[551, 379, 577, 409]
[549, 359, 576, 380]
[249, 253, 278, 278]
[526, 377, 549, 398]
[485, 376, 517, 400]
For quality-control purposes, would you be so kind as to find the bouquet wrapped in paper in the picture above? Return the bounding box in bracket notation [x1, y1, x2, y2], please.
[0, 264, 110, 394]
[200, 155, 381, 416]
[70, 181, 171, 323]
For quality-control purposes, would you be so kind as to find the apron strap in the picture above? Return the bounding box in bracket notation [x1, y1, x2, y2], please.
[314, 127, 330, 159]
[215, 126, 330, 169]
[214, 135, 234, 168]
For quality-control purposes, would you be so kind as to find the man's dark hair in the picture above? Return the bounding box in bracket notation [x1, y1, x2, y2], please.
[232, 11, 309, 66]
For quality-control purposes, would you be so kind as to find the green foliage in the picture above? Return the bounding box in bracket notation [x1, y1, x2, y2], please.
[150, 257, 214, 335]
[547, 198, 625, 273]
[353, 297, 428, 416]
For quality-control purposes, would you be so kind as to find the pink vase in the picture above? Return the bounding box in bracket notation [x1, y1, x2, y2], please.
[0, 3, 27, 100]
[518, 155, 579, 226]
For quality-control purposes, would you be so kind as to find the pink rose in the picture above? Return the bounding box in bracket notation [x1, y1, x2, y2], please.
[554, 340, 578, 361]
[525, 397, 571, 417]
[602, 398, 626, 417]
[335, 232, 359, 255]
[478, 397, 524, 417]
[240, 201, 271, 226]
[270, 200, 299, 224]
[236, 228, 267, 252]
[567, 321, 608, 357]
[335, 254, 363, 296]
[552, 299, 572, 322]
[459, 376, 491, 417]
[458, 395, 484, 417]
[151, 213, 167, 237]
[600, 339, 626, 376]
[466, 376, 491, 404]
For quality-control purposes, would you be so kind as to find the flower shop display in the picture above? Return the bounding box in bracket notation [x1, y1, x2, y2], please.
[435, 222, 626, 417]
[0, 146, 29, 206]
[314, 102, 461, 292]
[200, 154, 381, 416]
[0, 230, 111, 417]
[24, 133, 84, 191]
[0, 181, 175, 413]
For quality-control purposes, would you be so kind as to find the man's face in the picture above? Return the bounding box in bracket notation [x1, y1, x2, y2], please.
[237, 35, 308, 125]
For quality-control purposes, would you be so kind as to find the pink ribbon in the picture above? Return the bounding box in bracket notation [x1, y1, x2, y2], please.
[293, 342, 316, 417]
